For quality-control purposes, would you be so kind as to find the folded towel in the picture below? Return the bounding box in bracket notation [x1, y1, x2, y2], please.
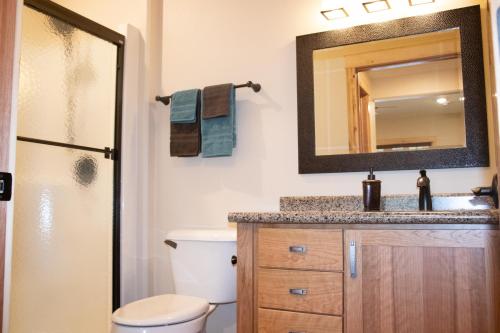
[170, 89, 200, 123]
[170, 90, 201, 157]
[202, 83, 233, 119]
[201, 86, 236, 157]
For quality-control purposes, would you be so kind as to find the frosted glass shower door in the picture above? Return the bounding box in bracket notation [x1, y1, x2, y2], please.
[10, 4, 122, 333]
[10, 144, 113, 332]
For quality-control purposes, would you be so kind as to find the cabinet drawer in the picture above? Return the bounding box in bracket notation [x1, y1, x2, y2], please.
[258, 228, 343, 271]
[258, 308, 342, 333]
[258, 269, 343, 315]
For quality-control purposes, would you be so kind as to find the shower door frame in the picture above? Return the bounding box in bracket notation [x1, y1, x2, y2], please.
[23, 0, 124, 311]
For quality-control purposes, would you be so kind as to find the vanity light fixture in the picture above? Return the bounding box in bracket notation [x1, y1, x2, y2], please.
[363, 0, 390, 13]
[321, 8, 349, 20]
[409, 0, 435, 6]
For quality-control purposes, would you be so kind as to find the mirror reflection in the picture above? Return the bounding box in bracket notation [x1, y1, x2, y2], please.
[313, 29, 466, 156]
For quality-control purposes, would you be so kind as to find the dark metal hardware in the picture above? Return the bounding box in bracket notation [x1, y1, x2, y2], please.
[164, 240, 178, 249]
[417, 169, 432, 211]
[289, 245, 307, 254]
[104, 147, 116, 160]
[289, 288, 308, 296]
[17, 136, 117, 160]
[0, 173, 13, 201]
[155, 81, 262, 106]
[231, 255, 237, 265]
[234, 81, 262, 92]
[472, 174, 499, 208]
[289, 331, 306, 333]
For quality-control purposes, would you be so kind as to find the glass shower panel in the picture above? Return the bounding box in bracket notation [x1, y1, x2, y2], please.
[10, 142, 113, 333]
[18, 6, 117, 148]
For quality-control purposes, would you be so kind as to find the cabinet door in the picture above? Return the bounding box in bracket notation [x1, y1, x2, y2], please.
[344, 230, 500, 333]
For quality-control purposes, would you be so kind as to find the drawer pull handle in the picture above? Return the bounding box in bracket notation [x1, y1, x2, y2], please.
[350, 240, 357, 278]
[289, 245, 307, 253]
[289, 331, 306, 333]
[289, 288, 308, 296]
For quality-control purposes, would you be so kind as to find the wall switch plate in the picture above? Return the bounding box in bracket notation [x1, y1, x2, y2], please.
[0, 173, 12, 201]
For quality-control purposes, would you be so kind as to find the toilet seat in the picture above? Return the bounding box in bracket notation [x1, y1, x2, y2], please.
[112, 294, 209, 327]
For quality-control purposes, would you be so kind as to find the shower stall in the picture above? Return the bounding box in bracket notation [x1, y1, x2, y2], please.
[9, 1, 123, 332]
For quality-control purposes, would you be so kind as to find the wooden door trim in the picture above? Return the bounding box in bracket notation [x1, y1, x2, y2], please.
[0, 0, 19, 331]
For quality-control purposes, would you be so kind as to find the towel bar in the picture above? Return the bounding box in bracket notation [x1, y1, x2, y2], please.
[155, 81, 261, 106]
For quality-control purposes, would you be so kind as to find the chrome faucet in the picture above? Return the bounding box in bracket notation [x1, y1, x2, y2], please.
[417, 169, 432, 211]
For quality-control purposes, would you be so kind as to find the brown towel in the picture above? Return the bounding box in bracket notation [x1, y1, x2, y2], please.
[170, 91, 201, 157]
[202, 83, 233, 118]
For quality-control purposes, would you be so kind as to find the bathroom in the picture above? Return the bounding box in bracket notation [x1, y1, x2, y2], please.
[1, 0, 500, 332]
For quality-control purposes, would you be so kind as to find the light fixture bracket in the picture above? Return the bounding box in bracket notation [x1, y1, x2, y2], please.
[409, 0, 435, 6]
[363, 0, 391, 13]
[321, 8, 349, 20]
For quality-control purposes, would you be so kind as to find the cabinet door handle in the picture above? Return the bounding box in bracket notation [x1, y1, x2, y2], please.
[289, 245, 307, 253]
[289, 288, 308, 296]
[350, 240, 357, 278]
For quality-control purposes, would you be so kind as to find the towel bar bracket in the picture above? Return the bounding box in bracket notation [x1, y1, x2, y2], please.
[234, 81, 261, 92]
[155, 80, 261, 106]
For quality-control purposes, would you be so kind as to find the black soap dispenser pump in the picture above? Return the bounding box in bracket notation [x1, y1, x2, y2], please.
[363, 168, 381, 211]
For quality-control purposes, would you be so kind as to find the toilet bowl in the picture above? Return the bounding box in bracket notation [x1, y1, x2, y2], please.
[111, 229, 236, 333]
[111, 294, 216, 333]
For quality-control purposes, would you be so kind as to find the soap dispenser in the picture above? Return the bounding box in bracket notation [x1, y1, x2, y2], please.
[363, 168, 381, 211]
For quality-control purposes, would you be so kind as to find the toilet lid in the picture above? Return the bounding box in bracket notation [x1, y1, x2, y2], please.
[112, 294, 209, 327]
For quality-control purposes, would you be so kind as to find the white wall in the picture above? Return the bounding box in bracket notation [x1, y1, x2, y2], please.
[376, 112, 466, 148]
[489, 0, 500, 172]
[157, 1, 496, 332]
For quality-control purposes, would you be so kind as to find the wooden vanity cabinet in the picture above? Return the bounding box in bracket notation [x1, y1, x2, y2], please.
[237, 225, 500, 333]
[344, 229, 500, 333]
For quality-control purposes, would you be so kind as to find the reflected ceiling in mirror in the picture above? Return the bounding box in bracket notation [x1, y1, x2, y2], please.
[313, 29, 465, 156]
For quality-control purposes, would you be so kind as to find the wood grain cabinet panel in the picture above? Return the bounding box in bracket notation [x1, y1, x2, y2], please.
[258, 228, 343, 271]
[258, 308, 343, 333]
[258, 268, 343, 315]
[344, 230, 500, 333]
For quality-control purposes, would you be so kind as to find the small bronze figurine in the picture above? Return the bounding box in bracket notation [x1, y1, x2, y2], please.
[417, 169, 432, 211]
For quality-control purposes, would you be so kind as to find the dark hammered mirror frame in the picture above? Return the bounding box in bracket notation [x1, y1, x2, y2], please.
[296, 5, 489, 174]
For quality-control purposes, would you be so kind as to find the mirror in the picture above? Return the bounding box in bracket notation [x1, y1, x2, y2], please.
[313, 30, 466, 155]
[297, 6, 489, 173]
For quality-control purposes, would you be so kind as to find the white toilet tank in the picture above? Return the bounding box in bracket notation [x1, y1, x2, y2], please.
[166, 228, 237, 304]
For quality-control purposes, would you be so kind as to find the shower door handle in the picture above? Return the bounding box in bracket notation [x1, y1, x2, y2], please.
[0, 172, 12, 201]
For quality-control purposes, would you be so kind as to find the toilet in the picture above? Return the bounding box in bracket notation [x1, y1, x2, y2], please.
[111, 228, 237, 333]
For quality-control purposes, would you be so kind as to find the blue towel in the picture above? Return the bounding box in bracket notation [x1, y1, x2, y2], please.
[201, 86, 236, 157]
[170, 89, 200, 123]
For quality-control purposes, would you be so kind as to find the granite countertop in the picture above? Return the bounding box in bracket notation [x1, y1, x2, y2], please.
[228, 194, 499, 225]
[228, 210, 498, 224]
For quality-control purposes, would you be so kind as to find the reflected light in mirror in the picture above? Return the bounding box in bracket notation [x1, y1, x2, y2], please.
[436, 97, 449, 105]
